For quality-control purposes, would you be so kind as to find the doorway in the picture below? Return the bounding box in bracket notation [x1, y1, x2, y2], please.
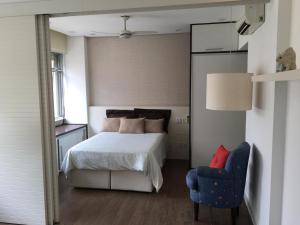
[46, 4, 247, 225]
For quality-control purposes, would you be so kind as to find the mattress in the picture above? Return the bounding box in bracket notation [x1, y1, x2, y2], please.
[61, 132, 167, 191]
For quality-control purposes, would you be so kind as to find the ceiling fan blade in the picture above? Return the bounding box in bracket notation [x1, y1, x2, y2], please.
[132, 31, 158, 35]
[88, 31, 119, 36]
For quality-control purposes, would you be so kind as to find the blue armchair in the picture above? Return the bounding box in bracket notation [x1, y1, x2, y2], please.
[186, 142, 250, 225]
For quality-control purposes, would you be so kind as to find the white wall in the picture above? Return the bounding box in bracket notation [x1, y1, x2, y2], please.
[290, 0, 300, 67]
[244, 1, 279, 222]
[245, 1, 298, 225]
[0, 16, 46, 225]
[64, 36, 89, 124]
[281, 1, 300, 225]
[244, 0, 286, 224]
[50, 30, 67, 53]
[281, 81, 300, 225]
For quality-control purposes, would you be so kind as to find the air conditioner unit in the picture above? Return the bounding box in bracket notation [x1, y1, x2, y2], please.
[236, 4, 265, 35]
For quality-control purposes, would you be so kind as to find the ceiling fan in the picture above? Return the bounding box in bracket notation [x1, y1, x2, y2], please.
[91, 15, 157, 38]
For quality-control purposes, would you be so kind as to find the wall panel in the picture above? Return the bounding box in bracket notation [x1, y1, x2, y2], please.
[0, 16, 46, 225]
[87, 33, 190, 107]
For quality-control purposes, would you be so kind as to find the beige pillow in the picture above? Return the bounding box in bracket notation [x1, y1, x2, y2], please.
[101, 118, 120, 132]
[119, 118, 145, 134]
[145, 119, 164, 133]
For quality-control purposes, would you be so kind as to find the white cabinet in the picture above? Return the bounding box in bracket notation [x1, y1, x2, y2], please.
[191, 53, 247, 167]
[192, 23, 238, 52]
[56, 125, 87, 171]
[190, 22, 247, 168]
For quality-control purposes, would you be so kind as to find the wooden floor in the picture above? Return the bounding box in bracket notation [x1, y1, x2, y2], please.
[58, 160, 253, 225]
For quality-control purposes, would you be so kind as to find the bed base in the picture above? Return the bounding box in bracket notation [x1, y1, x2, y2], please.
[68, 169, 153, 192]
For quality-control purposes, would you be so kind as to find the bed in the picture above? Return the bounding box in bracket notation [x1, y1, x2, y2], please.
[61, 132, 167, 192]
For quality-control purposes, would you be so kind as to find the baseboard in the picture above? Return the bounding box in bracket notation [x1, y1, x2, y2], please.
[244, 194, 257, 225]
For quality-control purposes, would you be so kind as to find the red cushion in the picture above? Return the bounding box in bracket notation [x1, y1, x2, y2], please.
[209, 145, 230, 168]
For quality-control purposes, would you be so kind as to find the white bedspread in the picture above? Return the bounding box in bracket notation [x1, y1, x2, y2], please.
[61, 132, 167, 191]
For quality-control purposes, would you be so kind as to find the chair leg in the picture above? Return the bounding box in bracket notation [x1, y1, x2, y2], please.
[231, 208, 236, 225]
[209, 207, 214, 225]
[194, 202, 199, 221]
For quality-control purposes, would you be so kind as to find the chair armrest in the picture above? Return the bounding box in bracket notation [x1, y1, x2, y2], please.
[196, 166, 233, 180]
[186, 169, 198, 190]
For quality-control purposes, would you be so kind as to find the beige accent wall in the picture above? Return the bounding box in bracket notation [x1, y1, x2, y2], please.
[50, 30, 67, 53]
[87, 33, 190, 106]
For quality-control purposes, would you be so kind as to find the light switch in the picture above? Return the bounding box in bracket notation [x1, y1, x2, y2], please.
[175, 117, 189, 124]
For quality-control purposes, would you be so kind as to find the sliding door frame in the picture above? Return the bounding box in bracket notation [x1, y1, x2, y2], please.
[36, 14, 60, 224]
[42, 8, 250, 224]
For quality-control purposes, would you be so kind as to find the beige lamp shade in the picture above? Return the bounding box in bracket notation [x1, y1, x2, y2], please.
[206, 73, 253, 111]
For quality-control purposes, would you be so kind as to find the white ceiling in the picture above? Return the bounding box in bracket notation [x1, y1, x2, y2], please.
[50, 6, 244, 37]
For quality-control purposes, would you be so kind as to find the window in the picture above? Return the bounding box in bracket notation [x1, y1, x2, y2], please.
[51, 53, 65, 119]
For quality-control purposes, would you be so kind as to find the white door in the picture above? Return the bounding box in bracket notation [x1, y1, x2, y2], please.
[0, 16, 47, 225]
[191, 53, 248, 167]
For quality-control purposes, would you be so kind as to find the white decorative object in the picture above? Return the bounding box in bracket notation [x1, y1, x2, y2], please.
[276, 47, 297, 72]
[206, 73, 253, 111]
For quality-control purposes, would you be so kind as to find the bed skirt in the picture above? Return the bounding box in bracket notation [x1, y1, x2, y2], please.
[67, 169, 153, 192]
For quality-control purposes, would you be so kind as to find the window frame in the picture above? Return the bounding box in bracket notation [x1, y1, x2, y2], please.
[51, 52, 65, 120]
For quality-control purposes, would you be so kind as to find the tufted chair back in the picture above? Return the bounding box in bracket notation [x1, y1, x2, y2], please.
[225, 142, 250, 205]
[225, 142, 250, 177]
